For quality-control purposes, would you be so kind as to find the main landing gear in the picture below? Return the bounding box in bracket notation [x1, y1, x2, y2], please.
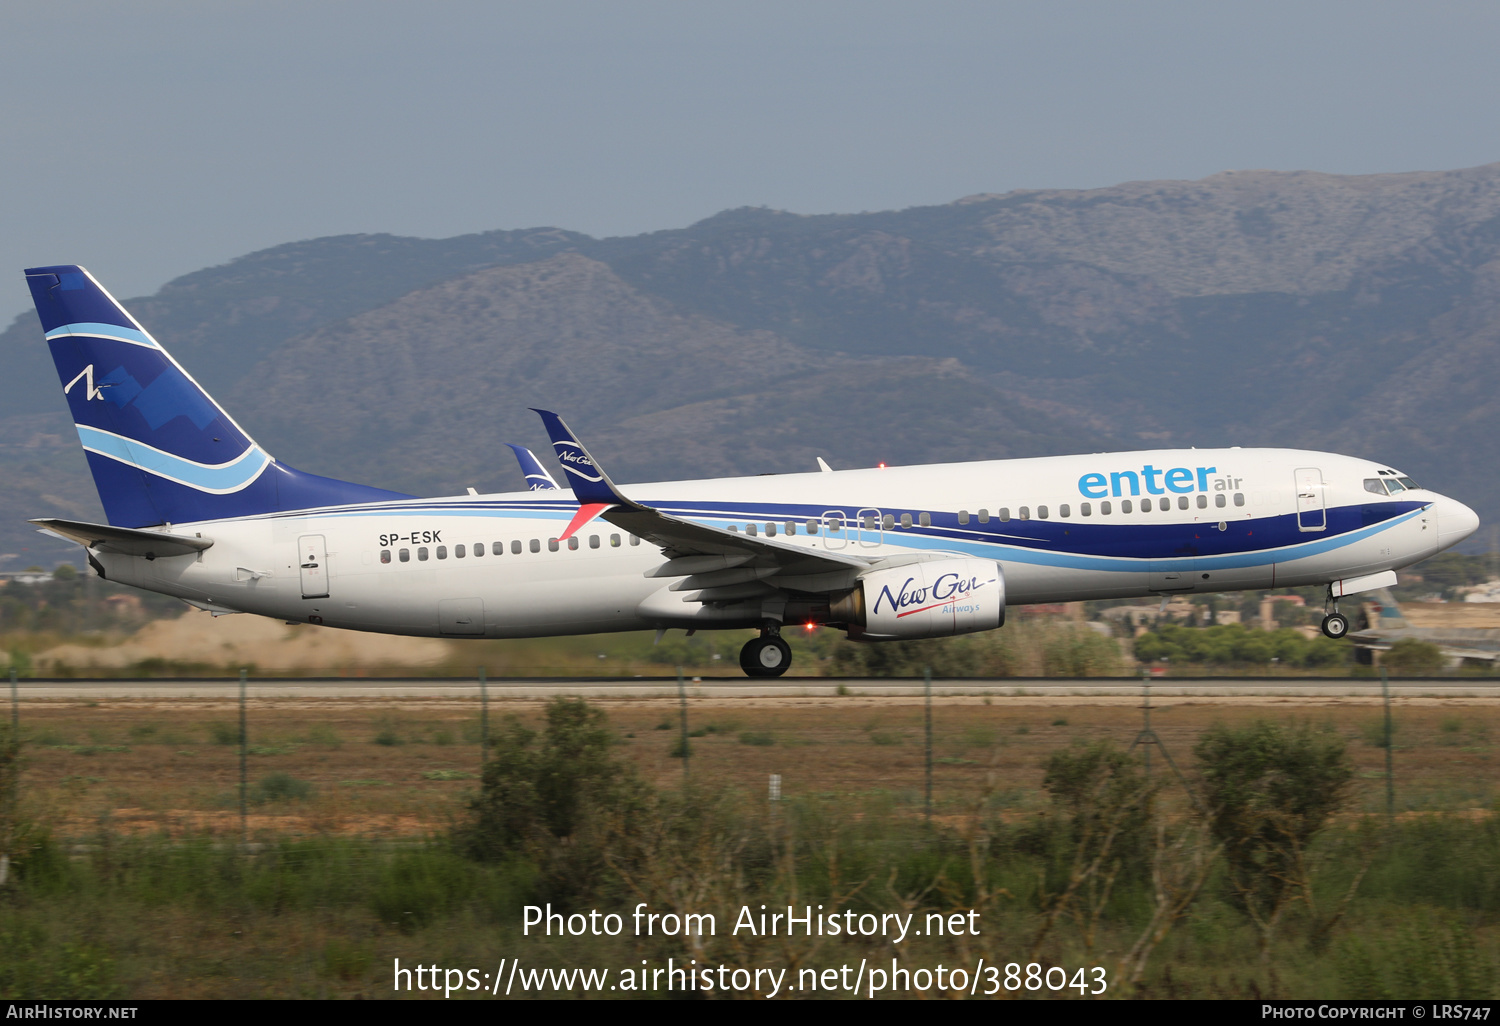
[1320, 585, 1349, 639]
[740, 627, 792, 677]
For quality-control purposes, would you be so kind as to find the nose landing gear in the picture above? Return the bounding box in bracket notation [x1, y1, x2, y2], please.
[1320, 585, 1349, 638]
[740, 626, 792, 677]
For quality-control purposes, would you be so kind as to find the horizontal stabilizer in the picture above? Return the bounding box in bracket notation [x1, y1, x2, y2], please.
[32, 517, 213, 558]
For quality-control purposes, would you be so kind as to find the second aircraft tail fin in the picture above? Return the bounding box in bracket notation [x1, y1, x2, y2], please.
[505, 444, 560, 491]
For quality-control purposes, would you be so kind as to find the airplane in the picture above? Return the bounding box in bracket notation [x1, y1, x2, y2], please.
[20, 264, 1482, 677]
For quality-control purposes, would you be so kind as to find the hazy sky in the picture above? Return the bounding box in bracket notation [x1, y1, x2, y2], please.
[4, 1, 1500, 319]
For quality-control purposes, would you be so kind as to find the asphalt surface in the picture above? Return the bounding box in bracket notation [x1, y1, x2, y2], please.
[10, 676, 1500, 699]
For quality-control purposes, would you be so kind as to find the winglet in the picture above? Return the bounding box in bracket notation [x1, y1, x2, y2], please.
[530, 409, 635, 507]
[504, 443, 560, 491]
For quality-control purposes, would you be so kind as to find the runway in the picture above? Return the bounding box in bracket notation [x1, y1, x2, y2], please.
[10, 675, 1500, 700]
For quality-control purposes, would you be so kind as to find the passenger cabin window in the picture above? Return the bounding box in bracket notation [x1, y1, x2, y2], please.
[1059, 504, 1070, 518]
[1019, 507, 1030, 520]
[807, 519, 819, 534]
[630, 535, 640, 546]
[1215, 494, 1226, 508]
[1233, 493, 1245, 507]
[1037, 505, 1049, 519]
[918, 512, 931, 527]
[610, 534, 621, 547]
[900, 513, 913, 528]
[1178, 496, 1189, 510]
[766, 523, 777, 537]
[1141, 498, 1152, 512]
[548, 539, 560, 552]
[1364, 478, 1388, 495]
[528, 539, 539, 553]
[958, 510, 970, 525]
[589, 535, 600, 549]
[882, 514, 894, 530]
[436, 545, 448, 559]
[567, 537, 579, 550]
[380, 549, 391, 563]
[511, 540, 522, 554]
[1121, 499, 1133, 513]
[1196, 494, 1207, 509]
[418, 547, 429, 561]
[1080, 502, 1091, 517]
[1100, 500, 1111, 514]
[746, 524, 758, 536]
[999, 508, 1010, 522]
[785, 522, 797, 536]
[978, 509, 990, 524]
[399, 548, 410, 562]
[457, 544, 467, 558]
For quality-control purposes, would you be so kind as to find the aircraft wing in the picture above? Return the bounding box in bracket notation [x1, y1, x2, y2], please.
[32, 517, 213, 558]
[531, 409, 873, 594]
[504, 443, 560, 491]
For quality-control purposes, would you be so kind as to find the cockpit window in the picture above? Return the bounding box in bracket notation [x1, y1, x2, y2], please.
[1364, 478, 1388, 496]
[1385, 478, 1407, 494]
[1398, 477, 1418, 490]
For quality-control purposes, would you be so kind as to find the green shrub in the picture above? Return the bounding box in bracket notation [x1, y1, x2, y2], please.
[1382, 638, 1446, 674]
[1196, 721, 1354, 954]
[464, 698, 646, 857]
[1135, 622, 1350, 668]
[738, 731, 775, 747]
[250, 772, 313, 804]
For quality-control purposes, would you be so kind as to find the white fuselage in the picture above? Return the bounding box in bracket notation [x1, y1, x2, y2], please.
[93, 447, 1478, 639]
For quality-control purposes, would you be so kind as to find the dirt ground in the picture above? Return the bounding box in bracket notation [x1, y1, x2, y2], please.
[11, 694, 1498, 839]
[33, 608, 450, 673]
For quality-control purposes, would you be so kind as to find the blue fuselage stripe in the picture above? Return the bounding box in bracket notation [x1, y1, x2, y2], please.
[194, 496, 1421, 573]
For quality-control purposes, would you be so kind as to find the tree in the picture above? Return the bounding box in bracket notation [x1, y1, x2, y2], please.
[1381, 638, 1446, 674]
[464, 698, 643, 860]
[1031, 741, 1154, 955]
[1194, 722, 1353, 959]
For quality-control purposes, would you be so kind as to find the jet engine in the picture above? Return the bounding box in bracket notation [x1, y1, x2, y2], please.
[830, 558, 1005, 640]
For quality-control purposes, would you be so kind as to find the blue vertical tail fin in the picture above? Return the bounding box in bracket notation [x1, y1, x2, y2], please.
[504, 443, 560, 490]
[24, 265, 411, 527]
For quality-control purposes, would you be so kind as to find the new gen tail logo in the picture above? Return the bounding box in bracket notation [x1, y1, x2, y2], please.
[63, 364, 104, 401]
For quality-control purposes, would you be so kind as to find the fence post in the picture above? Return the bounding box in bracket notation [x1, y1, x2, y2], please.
[678, 667, 690, 780]
[924, 665, 933, 825]
[238, 667, 248, 847]
[1381, 667, 1395, 825]
[479, 666, 489, 771]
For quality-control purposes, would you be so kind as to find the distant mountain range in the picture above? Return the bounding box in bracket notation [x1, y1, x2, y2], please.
[7, 162, 1500, 567]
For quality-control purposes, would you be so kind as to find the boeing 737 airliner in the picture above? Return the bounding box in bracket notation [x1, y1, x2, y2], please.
[21, 265, 1481, 676]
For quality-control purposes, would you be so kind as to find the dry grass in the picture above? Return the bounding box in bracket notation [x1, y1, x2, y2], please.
[12, 694, 1498, 839]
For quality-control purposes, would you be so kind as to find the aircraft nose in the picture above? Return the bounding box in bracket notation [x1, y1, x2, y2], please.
[1435, 495, 1480, 548]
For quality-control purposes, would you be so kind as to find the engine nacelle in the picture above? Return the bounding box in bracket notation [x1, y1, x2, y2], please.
[831, 558, 1005, 640]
